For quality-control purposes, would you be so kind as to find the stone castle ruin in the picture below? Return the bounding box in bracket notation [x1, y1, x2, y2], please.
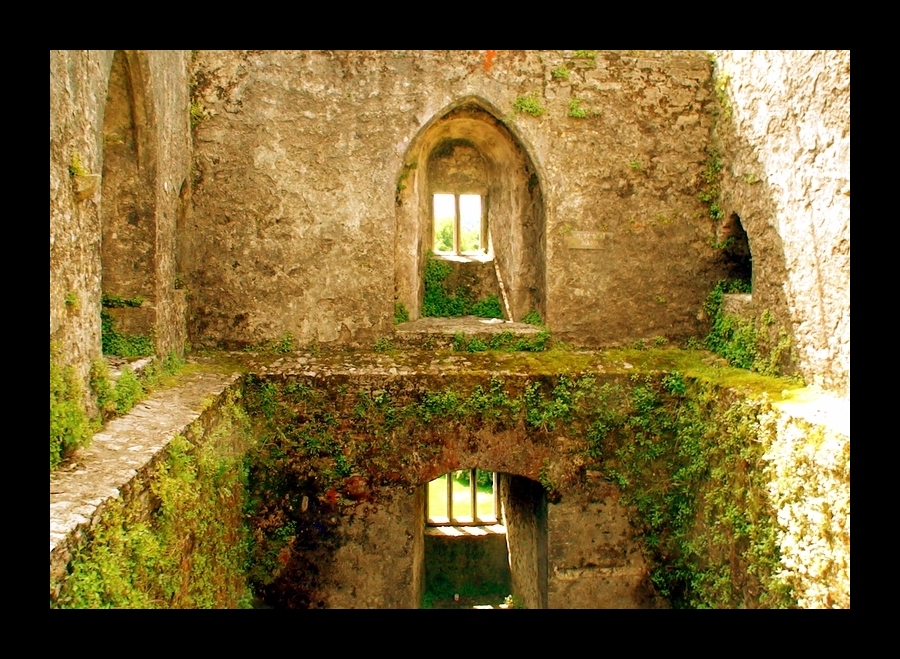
[50, 50, 849, 608]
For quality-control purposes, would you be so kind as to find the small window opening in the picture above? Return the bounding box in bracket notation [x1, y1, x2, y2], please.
[433, 194, 485, 256]
[426, 469, 499, 526]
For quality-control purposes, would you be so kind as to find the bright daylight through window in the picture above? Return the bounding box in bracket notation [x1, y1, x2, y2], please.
[426, 469, 498, 526]
[433, 193, 484, 255]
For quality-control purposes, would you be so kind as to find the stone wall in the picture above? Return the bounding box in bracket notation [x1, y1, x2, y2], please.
[713, 50, 850, 395]
[50, 50, 192, 396]
[188, 50, 731, 348]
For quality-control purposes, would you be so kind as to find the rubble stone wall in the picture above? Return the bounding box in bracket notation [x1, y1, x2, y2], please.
[189, 50, 730, 348]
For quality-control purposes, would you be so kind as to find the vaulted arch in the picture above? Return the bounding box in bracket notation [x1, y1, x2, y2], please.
[99, 50, 159, 350]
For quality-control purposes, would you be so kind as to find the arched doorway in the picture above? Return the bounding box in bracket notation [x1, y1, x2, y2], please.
[417, 469, 548, 609]
[395, 98, 546, 323]
[99, 50, 159, 355]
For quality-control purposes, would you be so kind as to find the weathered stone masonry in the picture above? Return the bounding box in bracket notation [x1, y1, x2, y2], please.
[50, 51, 850, 608]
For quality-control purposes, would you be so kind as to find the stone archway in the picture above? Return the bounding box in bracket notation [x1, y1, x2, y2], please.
[395, 97, 546, 322]
[99, 50, 159, 351]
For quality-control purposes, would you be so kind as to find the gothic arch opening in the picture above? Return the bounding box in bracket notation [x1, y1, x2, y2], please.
[395, 98, 546, 323]
[99, 50, 159, 353]
[719, 212, 753, 289]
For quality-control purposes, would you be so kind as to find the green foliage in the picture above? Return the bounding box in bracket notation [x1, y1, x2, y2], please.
[703, 280, 791, 377]
[102, 292, 145, 308]
[574, 50, 596, 61]
[630, 159, 644, 173]
[469, 295, 504, 319]
[373, 337, 393, 353]
[568, 98, 587, 119]
[50, 351, 92, 471]
[89, 359, 143, 418]
[521, 310, 544, 327]
[551, 65, 569, 80]
[601, 376, 794, 608]
[513, 93, 546, 117]
[698, 147, 724, 221]
[434, 219, 454, 251]
[112, 368, 144, 414]
[101, 310, 154, 357]
[54, 394, 252, 608]
[394, 302, 410, 325]
[242, 358, 799, 609]
[422, 253, 505, 319]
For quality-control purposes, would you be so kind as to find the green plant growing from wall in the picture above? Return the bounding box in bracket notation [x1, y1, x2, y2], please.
[698, 147, 724, 221]
[703, 280, 793, 377]
[574, 50, 596, 62]
[65, 291, 80, 312]
[394, 302, 410, 325]
[568, 99, 588, 119]
[521, 310, 544, 327]
[50, 348, 93, 471]
[551, 65, 570, 80]
[513, 93, 546, 118]
[101, 310, 154, 358]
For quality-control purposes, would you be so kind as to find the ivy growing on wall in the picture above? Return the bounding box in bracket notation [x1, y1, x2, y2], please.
[703, 280, 793, 377]
[422, 253, 504, 319]
[242, 359, 801, 608]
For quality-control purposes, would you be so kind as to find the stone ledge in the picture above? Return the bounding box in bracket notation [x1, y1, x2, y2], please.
[49, 368, 240, 595]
